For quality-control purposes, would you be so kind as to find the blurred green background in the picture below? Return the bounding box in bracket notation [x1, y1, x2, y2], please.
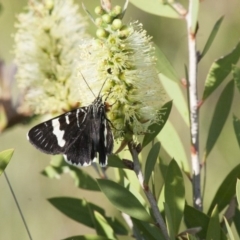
[1, 0, 240, 239]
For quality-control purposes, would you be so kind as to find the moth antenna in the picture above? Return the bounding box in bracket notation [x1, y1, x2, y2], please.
[98, 77, 109, 97]
[79, 70, 96, 98]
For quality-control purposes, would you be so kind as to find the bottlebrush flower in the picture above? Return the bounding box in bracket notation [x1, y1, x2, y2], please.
[14, 0, 88, 114]
[78, 4, 165, 139]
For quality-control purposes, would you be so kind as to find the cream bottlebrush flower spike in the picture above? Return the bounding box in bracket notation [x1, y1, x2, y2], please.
[14, 0, 88, 114]
[79, 1, 165, 139]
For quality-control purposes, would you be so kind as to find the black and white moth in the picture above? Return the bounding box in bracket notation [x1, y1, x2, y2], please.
[27, 96, 114, 167]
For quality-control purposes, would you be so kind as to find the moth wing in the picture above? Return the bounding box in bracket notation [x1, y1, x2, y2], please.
[63, 120, 97, 166]
[27, 108, 87, 154]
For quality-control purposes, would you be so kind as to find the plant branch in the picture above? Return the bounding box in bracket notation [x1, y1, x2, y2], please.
[128, 141, 170, 240]
[4, 172, 33, 240]
[186, 1, 202, 210]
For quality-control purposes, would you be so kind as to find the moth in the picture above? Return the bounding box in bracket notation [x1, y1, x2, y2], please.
[27, 96, 114, 167]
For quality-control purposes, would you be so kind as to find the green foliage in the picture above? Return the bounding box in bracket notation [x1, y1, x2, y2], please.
[144, 142, 161, 184]
[233, 114, 240, 147]
[48, 197, 128, 235]
[233, 65, 240, 93]
[204, 80, 234, 160]
[189, 0, 199, 34]
[184, 205, 209, 239]
[0, 149, 14, 176]
[206, 206, 220, 240]
[155, 45, 179, 82]
[63, 236, 113, 240]
[208, 164, 240, 214]
[132, 218, 165, 240]
[130, 0, 180, 18]
[164, 160, 185, 235]
[224, 217, 235, 240]
[142, 101, 172, 148]
[97, 179, 152, 222]
[202, 42, 240, 101]
[200, 16, 224, 60]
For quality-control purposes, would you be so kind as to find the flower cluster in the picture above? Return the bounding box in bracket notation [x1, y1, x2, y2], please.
[14, 0, 88, 114]
[78, 5, 164, 139]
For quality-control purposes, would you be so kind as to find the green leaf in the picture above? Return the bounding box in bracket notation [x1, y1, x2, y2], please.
[93, 211, 116, 239]
[236, 179, 240, 207]
[187, 234, 198, 240]
[164, 202, 175, 240]
[233, 114, 240, 148]
[164, 160, 185, 234]
[224, 217, 235, 240]
[63, 235, 113, 240]
[68, 166, 100, 191]
[202, 42, 240, 100]
[204, 80, 234, 160]
[130, 0, 180, 18]
[233, 65, 240, 93]
[189, 0, 199, 34]
[200, 16, 224, 60]
[0, 149, 14, 176]
[157, 121, 190, 174]
[142, 101, 172, 148]
[206, 205, 220, 240]
[144, 142, 161, 185]
[184, 205, 209, 239]
[49, 197, 103, 228]
[48, 197, 127, 235]
[108, 154, 128, 169]
[233, 208, 240, 236]
[160, 73, 189, 126]
[97, 179, 151, 222]
[155, 45, 179, 82]
[42, 156, 100, 191]
[208, 164, 240, 215]
[132, 218, 165, 240]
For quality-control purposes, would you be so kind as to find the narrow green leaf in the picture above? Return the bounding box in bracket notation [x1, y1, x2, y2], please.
[144, 142, 161, 184]
[108, 154, 128, 169]
[155, 45, 179, 82]
[97, 179, 151, 222]
[132, 218, 165, 240]
[48, 197, 127, 235]
[208, 164, 240, 215]
[233, 114, 240, 148]
[160, 73, 189, 126]
[93, 211, 116, 239]
[187, 234, 198, 240]
[189, 0, 199, 34]
[236, 179, 240, 207]
[142, 101, 172, 148]
[42, 156, 100, 191]
[202, 42, 240, 100]
[68, 166, 100, 191]
[201, 16, 224, 60]
[233, 65, 240, 93]
[42, 165, 62, 179]
[184, 205, 209, 239]
[206, 205, 220, 240]
[0, 149, 14, 176]
[224, 217, 235, 240]
[63, 235, 113, 240]
[48, 197, 103, 228]
[233, 208, 240, 236]
[165, 160, 185, 234]
[204, 80, 234, 159]
[164, 202, 175, 240]
[130, 0, 180, 18]
[157, 121, 190, 174]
